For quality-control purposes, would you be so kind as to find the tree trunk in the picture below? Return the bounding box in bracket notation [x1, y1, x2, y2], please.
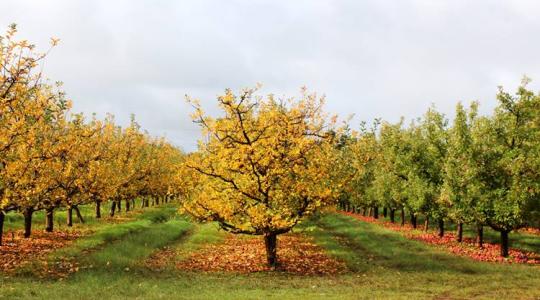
[125, 199, 130, 212]
[0, 211, 5, 246]
[264, 232, 278, 268]
[456, 223, 463, 242]
[131, 199, 135, 208]
[411, 214, 417, 229]
[117, 200, 122, 212]
[110, 201, 117, 217]
[477, 225, 484, 248]
[500, 230, 509, 257]
[95, 201, 101, 219]
[67, 206, 73, 227]
[390, 209, 395, 223]
[438, 219, 444, 237]
[400, 208, 405, 226]
[383, 207, 387, 218]
[155, 197, 160, 205]
[363, 207, 367, 216]
[424, 216, 429, 232]
[74, 206, 84, 224]
[373, 207, 379, 219]
[23, 208, 33, 238]
[45, 208, 54, 232]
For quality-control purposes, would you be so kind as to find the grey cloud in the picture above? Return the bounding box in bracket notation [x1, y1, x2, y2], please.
[2, 0, 540, 151]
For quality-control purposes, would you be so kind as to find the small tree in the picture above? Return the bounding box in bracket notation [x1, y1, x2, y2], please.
[473, 79, 540, 256]
[183, 87, 341, 268]
[377, 121, 410, 225]
[0, 24, 63, 244]
[346, 121, 380, 216]
[414, 108, 449, 234]
[442, 102, 487, 246]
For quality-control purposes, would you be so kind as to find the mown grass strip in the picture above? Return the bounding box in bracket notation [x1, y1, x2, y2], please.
[12, 206, 179, 278]
[309, 213, 486, 274]
[52, 219, 152, 259]
[311, 213, 540, 275]
[79, 219, 192, 270]
[52, 206, 178, 259]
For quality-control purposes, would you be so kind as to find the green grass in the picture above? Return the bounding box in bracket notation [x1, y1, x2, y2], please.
[306, 214, 540, 299]
[80, 219, 191, 270]
[1, 209, 539, 300]
[52, 206, 179, 261]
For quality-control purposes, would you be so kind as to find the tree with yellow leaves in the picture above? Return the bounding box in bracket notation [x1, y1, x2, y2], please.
[0, 24, 67, 242]
[183, 87, 342, 267]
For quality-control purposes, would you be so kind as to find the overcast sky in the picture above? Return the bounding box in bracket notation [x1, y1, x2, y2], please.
[2, 0, 540, 151]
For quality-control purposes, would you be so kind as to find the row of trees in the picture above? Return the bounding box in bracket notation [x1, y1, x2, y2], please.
[0, 25, 184, 246]
[2, 24, 538, 267]
[339, 79, 540, 257]
[181, 81, 540, 266]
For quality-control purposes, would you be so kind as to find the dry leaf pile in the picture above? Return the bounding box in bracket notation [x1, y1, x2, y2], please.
[173, 233, 347, 275]
[0, 230, 83, 274]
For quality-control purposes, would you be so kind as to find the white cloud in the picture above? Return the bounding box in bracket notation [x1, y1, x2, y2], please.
[2, 0, 540, 151]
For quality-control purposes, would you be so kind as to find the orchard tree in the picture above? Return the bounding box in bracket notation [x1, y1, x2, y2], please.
[107, 118, 146, 215]
[401, 122, 430, 229]
[183, 87, 342, 268]
[48, 114, 104, 227]
[376, 121, 410, 225]
[414, 108, 449, 234]
[79, 116, 117, 218]
[371, 166, 403, 222]
[346, 121, 380, 216]
[0, 24, 62, 244]
[1, 91, 68, 237]
[475, 80, 540, 257]
[442, 102, 488, 246]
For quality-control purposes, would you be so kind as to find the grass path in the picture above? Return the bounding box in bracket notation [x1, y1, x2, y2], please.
[1, 210, 539, 299]
[305, 213, 540, 299]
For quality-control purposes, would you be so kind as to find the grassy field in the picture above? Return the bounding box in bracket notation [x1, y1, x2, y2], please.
[1, 206, 539, 300]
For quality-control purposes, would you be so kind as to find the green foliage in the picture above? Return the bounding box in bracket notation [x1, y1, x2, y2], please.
[340, 80, 540, 256]
[476, 80, 540, 232]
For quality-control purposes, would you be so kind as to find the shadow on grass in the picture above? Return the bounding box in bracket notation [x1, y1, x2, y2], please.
[309, 213, 486, 275]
